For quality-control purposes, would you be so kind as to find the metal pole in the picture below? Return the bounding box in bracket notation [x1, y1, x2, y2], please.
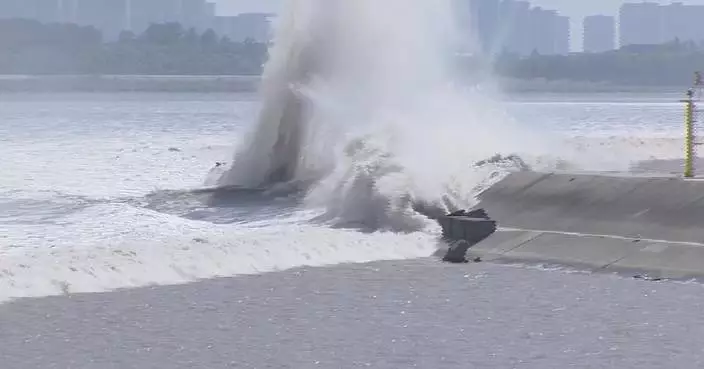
[685, 90, 695, 178]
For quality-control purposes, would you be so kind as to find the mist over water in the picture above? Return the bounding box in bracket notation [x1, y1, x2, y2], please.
[0, 84, 681, 302]
[217, 0, 559, 231]
[0, 0, 644, 304]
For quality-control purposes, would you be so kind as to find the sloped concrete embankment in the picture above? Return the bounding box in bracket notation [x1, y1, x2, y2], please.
[440, 172, 704, 278]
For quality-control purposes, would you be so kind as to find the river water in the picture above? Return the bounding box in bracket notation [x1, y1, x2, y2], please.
[0, 91, 699, 368]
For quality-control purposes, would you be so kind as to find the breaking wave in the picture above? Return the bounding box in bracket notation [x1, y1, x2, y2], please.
[216, 0, 611, 232]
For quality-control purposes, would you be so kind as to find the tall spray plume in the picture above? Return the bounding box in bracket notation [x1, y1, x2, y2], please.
[217, 0, 554, 232]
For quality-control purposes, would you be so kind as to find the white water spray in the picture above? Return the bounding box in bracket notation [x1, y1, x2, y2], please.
[218, 0, 557, 231]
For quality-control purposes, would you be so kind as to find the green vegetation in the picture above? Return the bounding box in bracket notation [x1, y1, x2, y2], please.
[495, 40, 704, 86]
[1, 18, 702, 87]
[0, 19, 268, 75]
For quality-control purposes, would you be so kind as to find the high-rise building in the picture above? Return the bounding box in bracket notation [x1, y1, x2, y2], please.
[205, 2, 216, 20]
[583, 15, 615, 53]
[129, 0, 180, 35]
[0, 0, 213, 39]
[619, 2, 664, 46]
[214, 13, 273, 43]
[58, 0, 78, 24]
[530, 7, 556, 55]
[0, 0, 64, 23]
[180, 0, 209, 31]
[659, 2, 704, 44]
[0, 0, 16, 19]
[619, 2, 704, 47]
[453, 0, 475, 53]
[495, 0, 568, 56]
[74, 0, 129, 39]
[471, 0, 500, 54]
[33, 0, 62, 23]
[497, 0, 531, 55]
[554, 15, 570, 55]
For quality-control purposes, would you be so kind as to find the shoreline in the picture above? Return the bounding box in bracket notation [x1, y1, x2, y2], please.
[0, 74, 690, 93]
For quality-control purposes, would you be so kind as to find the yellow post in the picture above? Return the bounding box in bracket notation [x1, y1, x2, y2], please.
[684, 88, 695, 178]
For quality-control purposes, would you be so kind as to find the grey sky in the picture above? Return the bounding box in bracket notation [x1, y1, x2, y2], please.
[215, 0, 704, 18]
[214, 0, 704, 50]
[215, 0, 282, 15]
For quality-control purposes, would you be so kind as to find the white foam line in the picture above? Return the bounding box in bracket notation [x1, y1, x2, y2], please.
[498, 226, 704, 248]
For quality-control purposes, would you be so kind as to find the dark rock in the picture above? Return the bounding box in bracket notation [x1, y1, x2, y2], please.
[442, 240, 472, 263]
[466, 208, 489, 219]
[633, 274, 663, 282]
[447, 208, 489, 220]
[440, 217, 496, 244]
[474, 154, 531, 171]
[448, 210, 468, 217]
[438, 209, 497, 264]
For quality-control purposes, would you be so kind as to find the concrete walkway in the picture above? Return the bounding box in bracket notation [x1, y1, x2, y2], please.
[441, 171, 704, 279]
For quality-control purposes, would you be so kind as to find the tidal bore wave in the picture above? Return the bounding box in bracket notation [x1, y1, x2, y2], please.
[215, 0, 552, 232]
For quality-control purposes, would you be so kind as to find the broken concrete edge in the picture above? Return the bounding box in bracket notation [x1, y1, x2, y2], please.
[451, 228, 704, 281]
[437, 216, 497, 263]
[434, 170, 704, 278]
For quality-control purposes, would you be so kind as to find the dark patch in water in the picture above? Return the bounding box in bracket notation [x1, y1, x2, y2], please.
[140, 185, 304, 225]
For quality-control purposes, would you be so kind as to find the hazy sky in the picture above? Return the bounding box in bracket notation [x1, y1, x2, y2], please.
[215, 0, 282, 15]
[215, 0, 704, 18]
[214, 0, 704, 50]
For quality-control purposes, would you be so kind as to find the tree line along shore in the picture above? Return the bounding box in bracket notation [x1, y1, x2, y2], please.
[0, 18, 701, 87]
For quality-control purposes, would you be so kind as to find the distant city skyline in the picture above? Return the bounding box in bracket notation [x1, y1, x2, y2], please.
[215, 0, 704, 18]
[215, 0, 281, 15]
[3, 0, 704, 52]
[214, 0, 704, 51]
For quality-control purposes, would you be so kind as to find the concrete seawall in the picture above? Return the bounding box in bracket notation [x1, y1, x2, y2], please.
[440, 172, 704, 279]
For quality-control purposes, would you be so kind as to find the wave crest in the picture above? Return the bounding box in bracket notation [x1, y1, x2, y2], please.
[216, 0, 557, 232]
